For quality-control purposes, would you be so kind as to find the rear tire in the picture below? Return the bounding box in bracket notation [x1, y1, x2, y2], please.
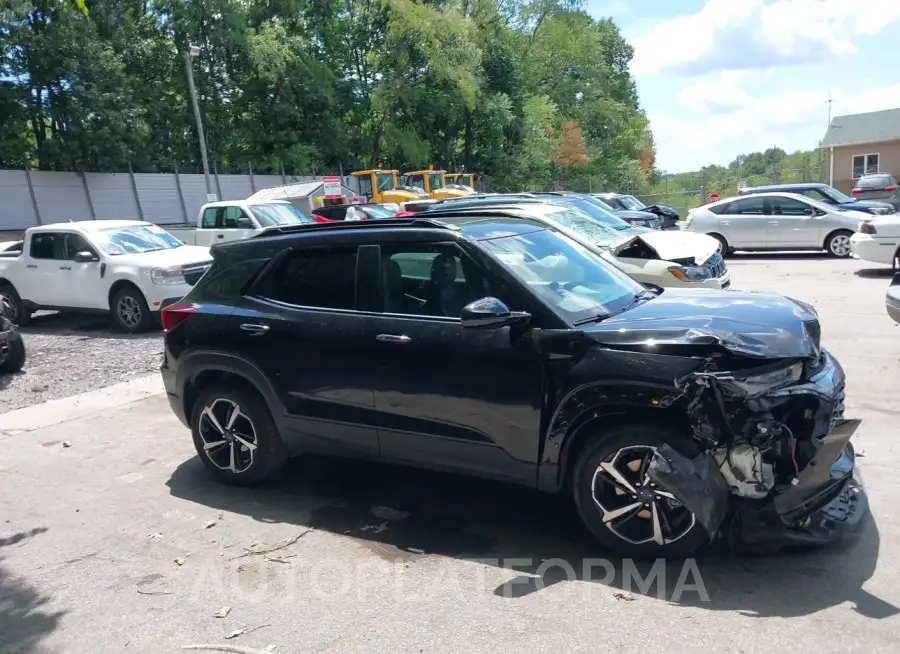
[825, 230, 853, 258]
[0, 330, 26, 374]
[190, 385, 288, 486]
[0, 284, 31, 326]
[110, 286, 154, 333]
[709, 233, 730, 257]
[572, 423, 711, 559]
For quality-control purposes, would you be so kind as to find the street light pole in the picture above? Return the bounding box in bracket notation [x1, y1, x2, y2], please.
[184, 45, 212, 196]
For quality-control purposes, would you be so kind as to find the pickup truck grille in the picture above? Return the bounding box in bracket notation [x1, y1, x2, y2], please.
[183, 262, 212, 286]
[703, 253, 728, 278]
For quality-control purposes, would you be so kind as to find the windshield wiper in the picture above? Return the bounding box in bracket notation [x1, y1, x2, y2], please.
[618, 289, 657, 313]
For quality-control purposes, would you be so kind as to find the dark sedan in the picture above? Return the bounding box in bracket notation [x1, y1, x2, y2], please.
[593, 193, 680, 229]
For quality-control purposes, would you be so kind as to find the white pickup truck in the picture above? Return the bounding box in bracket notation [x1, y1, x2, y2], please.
[165, 199, 313, 246]
[0, 220, 213, 333]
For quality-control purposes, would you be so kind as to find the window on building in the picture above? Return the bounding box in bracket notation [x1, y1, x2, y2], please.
[852, 153, 879, 179]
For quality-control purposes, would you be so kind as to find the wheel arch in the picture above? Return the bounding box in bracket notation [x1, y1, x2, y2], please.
[537, 380, 690, 493]
[107, 278, 144, 308]
[177, 351, 282, 430]
[822, 227, 853, 251]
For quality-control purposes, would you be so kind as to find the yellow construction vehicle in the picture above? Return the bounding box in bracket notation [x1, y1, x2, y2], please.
[401, 168, 471, 199]
[351, 169, 427, 204]
[446, 173, 475, 188]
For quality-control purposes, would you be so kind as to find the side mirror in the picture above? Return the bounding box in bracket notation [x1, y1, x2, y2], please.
[235, 218, 254, 229]
[74, 251, 98, 263]
[461, 297, 531, 330]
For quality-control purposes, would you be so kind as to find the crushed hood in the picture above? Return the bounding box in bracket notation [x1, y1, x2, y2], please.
[584, 289, 821, 358]
[620, 230, 720, 264]
[615, 209, 657, 221]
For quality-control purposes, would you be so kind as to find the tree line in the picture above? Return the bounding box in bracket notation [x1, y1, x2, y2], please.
[0, 0, 655, 193]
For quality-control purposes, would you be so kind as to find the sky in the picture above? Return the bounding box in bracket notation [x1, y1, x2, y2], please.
[585, 0, 900, 173]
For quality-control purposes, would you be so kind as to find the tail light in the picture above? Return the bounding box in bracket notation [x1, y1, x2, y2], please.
[313, 214, 333, 223]
[885, 185, 898, 192]
[161, 303, 196, 333]
[860, 222, 877, 235]
[851, 188, 863, 194]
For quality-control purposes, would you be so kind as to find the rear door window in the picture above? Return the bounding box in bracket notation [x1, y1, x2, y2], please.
[254, 247, 358, 310]
[30, 233, 65, 259]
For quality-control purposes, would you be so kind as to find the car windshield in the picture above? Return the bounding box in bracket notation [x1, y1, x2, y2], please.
[544, 207, 625, 248]
[249, 203, 310, 227]
[479, 227, 645, 324]
[95, 225, 183, 255]
[819, 186, 854, 203]
[619, 195, 646, 210]
[557, 198, 632, 231]
[857, 175, 893, 189]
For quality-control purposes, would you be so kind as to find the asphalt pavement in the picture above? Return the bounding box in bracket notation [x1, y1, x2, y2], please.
[1, 252, 899, 653]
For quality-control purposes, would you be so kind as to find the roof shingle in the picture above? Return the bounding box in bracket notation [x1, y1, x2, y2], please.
[821, 108, 900, 148]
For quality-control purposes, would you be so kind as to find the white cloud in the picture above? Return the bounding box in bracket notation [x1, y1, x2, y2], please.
[631, 0, 900, 77]
[651, 72, 900, 172]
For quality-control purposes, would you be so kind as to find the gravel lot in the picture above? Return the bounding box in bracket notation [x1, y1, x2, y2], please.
[0, 312, 163, 413]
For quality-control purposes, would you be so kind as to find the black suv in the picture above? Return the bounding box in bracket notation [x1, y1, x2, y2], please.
[161, 214, 866, 557]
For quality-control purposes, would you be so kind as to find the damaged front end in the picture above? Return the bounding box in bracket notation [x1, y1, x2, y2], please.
[648, 350, 867, 552]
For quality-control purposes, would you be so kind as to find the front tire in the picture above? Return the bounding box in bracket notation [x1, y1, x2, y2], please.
[111, 286, 153, 333]
[572, 423, 711, 559]
[825, 230, 853, 258]
[0, 326, 25, 374]
[190, 385, 288, 486]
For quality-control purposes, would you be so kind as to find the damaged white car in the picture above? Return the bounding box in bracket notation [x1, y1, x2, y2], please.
[437, 202, 730, 289]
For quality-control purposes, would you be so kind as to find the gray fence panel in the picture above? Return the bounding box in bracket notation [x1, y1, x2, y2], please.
[178, 174, 210, 226]
[0, 170, 38, 231]
[85, 173, 141, 220]
[31, 171, 92, 225]
[133, 173, 184, 224]
[253, 174, 291, 190]
[217, 175, 254, 201]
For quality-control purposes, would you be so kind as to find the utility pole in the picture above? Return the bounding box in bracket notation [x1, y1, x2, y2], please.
[184, 44, 213, 197]
[826, 92, 835, 128]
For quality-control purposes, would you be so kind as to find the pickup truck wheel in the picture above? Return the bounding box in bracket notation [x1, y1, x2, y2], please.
[0, 329, 26, 374]
[572, 424, 711, 559]
[0, 284, 31, 326]
[190, 385, 287, 486]
[111, 286, 153, 333]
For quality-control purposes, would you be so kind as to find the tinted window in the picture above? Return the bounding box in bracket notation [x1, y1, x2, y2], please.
[725, 197, 765, 215]
[357, 175, 373, 198]
[64, 233, 97, 259]
[30, 233, 64, 259]
[248, 203, 310, 227]
[256, 247, 358, 310]
[857, 174, 894, 189]
[201, 207, 222, 229]
[768, 196, 810, 215]
[601, 196, 625, 210]
[223, 206, 250, 227]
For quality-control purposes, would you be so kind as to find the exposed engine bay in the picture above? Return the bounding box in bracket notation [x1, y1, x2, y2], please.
[647, 350, 864, 552]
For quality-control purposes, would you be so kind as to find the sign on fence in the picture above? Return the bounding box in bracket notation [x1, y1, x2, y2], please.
[323, 176, 341, 197]
[206, 193, 218, 202]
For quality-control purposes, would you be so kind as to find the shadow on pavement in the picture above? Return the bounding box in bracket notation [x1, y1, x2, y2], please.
[0, 527, 64, 653]
[18, 312, 159, 341]
[167, 453, 895, 618]
[729, 251, 832, 261]
[855, 267, 895, 279]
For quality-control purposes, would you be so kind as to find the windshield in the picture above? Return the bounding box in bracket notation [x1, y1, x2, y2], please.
[557, 198, 632, 230]
[619, 195, 646, 210]
[820, 186, 853, 203]
[95, 225, 183, 255]
[375, 172, 395, 192]
[249, 203, 310, 227]
[428, 172, 444, 190]
[545, 208, 625, 248]
[480, 227, 645, 324]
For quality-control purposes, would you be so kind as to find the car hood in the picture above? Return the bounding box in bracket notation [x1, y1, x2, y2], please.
[583, 288, 821, 359]
[615, 230, 719, 264]
[841, 199, 894, 212]
[615, 209, 657, 221]
[110, 245, 213, 269]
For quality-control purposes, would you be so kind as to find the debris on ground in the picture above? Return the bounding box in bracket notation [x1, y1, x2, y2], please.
[229, 529, 312, 560]
[219, 624, 271, 640]
[136, 589, 172, 596]
[62, 441, 71, 448]
[147, 532, 163, 540]
[613, 591, 636, 602]
[174, 557, 186, 566]
[214, 606, 232, 619]
[204, 513, 224, 529]
[182, 645, 275, 654]
[369, 506, 410, 521]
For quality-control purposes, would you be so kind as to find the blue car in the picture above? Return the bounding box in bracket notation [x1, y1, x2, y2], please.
[738, 183, 895, 216]
[529, 192, 663, 229]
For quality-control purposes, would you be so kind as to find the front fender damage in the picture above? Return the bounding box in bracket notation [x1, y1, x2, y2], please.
[648, 353, 865, 550]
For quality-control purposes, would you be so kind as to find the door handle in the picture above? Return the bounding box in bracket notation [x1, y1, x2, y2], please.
[217, 234, 224, 239]
[376, 333, 411, 344]
[240, 323, 270, 335]
[26, 264, 37, 269]
[768, 221, 779, 225]
[59, 265, 71, 270]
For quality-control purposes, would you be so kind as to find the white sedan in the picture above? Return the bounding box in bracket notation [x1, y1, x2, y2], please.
[850, 215, 900, 269]
[480, 203, 730, 289]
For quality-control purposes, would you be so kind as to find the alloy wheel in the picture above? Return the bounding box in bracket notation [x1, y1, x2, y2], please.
[116, 295, 142, 328]
[829, 234, 851, 257]
[590, 445, 696, 547]
[198, 398, 259, 474]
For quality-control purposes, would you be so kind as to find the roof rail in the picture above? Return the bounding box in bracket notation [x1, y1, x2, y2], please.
[253, 217, 454, 238]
